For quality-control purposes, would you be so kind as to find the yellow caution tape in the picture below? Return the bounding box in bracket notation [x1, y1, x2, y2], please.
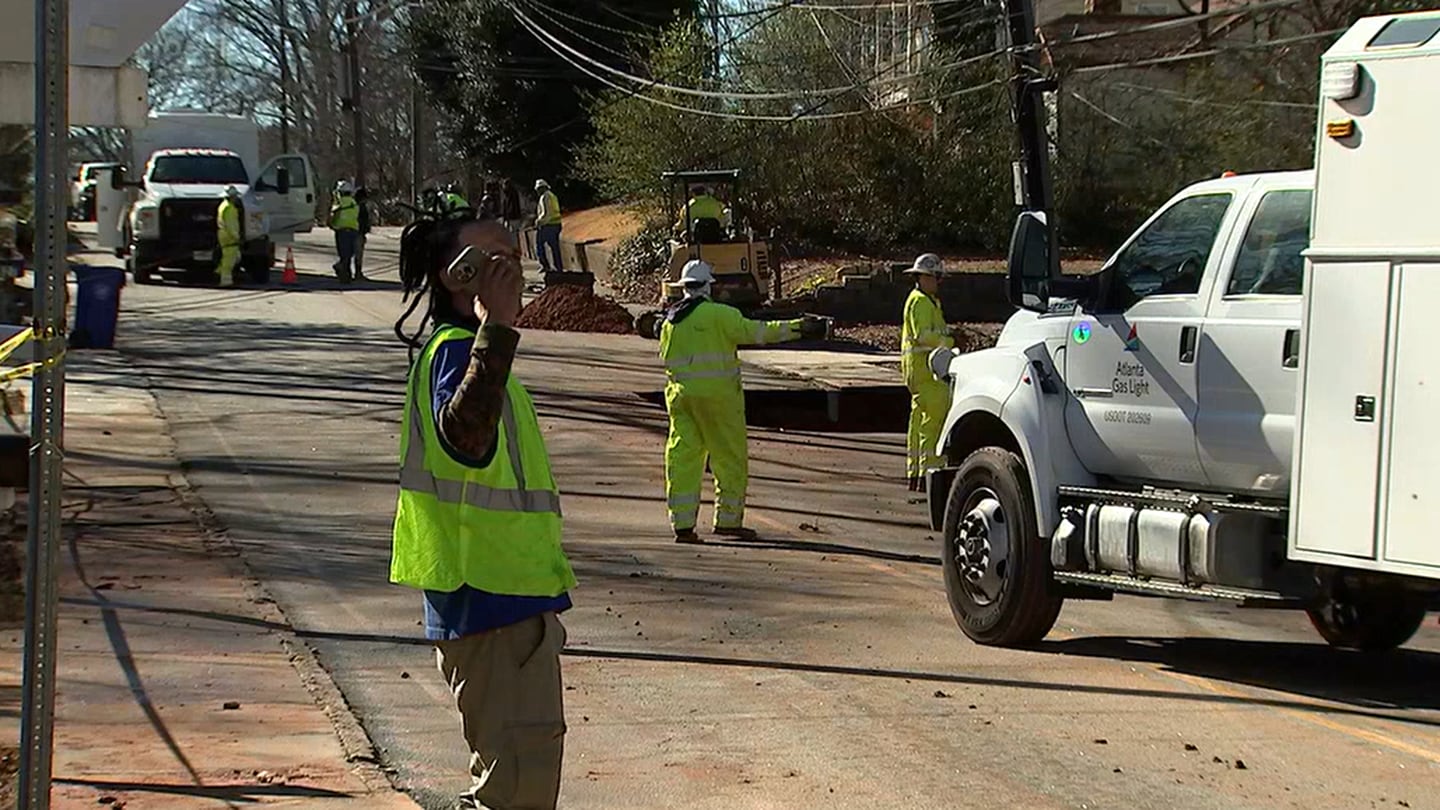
[0, 326, 32, 365]
[0, 362, 42, 383]
[0, 327, 65, 383]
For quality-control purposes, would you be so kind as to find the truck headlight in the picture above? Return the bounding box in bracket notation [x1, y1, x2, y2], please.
[133, 207, 159, 237]
[929, 347, 957, 382]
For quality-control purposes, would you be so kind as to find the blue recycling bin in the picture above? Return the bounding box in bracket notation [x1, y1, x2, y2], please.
[69, 265, 125, 350]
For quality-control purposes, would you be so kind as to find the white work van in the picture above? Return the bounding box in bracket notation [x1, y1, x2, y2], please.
[925, 10, 1440, 652]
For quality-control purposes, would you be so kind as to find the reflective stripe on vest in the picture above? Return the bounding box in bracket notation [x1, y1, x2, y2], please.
[399, 394, 562, 515]
[663, 350, 740, 383]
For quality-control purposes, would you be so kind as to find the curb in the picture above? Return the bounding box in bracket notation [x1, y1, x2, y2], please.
[130, 360, 416, 803]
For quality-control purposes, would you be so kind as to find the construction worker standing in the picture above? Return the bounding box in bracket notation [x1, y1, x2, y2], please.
[900, 253, 954, 492]
[330, 180, 361, 283]
[444, 183, 470, 212]
[534, 179, 563, 272]
[657, 260, 827, 543]
[353, 186, 371, 283]
[215, 185, 244, 288]
[391, 211, 575, 810]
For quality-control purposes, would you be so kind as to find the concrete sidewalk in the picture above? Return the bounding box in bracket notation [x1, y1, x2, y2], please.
[0, 355, 419, 808]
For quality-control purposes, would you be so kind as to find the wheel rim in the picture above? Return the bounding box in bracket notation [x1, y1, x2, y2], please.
[954, 488, 1010, 607]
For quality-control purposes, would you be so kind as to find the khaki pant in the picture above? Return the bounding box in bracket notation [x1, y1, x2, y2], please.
[435, 611, 568, 810]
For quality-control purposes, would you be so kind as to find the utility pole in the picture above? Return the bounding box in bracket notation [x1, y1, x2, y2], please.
[279, 0, 291, 152]
[411, 74, 423, 202]
[345, 0, 366, 188]
[19, 0, 70, 802]
[1005, 0, 1056, 220]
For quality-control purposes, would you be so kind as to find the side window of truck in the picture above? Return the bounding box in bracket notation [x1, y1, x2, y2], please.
[258, 157, 308, 189]
[1107, 193, 1232, 309]
[1225, 189, 1312, 296]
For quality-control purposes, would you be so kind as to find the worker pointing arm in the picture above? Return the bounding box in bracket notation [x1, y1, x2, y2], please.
[656, 260, 826, 544]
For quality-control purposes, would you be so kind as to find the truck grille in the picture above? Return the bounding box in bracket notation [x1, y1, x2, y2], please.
[159, 199, 220, 250]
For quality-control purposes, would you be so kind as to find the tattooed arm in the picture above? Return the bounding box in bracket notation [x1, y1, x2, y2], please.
[435, 325, 519, 464]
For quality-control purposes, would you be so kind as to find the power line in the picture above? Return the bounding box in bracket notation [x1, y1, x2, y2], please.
[420, 0, 802, 181]
[1070, 27, 1343, 75]
[517, 0, 1002, 101]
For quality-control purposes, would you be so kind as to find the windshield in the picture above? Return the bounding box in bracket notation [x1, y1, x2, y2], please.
[149, 155, 249, 185]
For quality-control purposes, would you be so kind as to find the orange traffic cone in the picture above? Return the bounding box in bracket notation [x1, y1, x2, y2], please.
[282, 246, 298, 285]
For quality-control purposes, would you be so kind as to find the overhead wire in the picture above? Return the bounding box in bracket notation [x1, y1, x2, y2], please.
[516, 0, 1004, 101]
[420, 0, 802, 181]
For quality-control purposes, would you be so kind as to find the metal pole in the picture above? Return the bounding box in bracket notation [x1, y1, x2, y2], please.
[346, 0, 366, 188]
[278, 0, 291, 152]
[18, 0, 69, 802]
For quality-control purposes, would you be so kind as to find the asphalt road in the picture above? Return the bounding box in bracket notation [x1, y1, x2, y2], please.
[107, 229, 1440, 809]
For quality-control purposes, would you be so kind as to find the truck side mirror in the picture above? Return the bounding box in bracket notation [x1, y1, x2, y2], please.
[109, 165, 127, 190]
[276, 166, 291, 195]
[1007, 210, 1054, 313]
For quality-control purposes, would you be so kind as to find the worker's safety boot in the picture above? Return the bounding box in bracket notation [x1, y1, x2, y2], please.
[674, 529, 702, 545]
[713, 526, 759, 541]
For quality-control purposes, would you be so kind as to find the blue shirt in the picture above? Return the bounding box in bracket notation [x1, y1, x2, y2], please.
[422, 333, 571, 641]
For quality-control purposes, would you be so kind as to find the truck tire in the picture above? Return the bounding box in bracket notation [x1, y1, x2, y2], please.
[242, 256, 271, 285]
[1306, 590, 1426, 652]
[941, 447, 1062, 647]
[129, 244, 158, 285]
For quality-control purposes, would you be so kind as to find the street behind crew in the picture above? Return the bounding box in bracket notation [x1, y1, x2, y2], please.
[390, 208, 575, 810]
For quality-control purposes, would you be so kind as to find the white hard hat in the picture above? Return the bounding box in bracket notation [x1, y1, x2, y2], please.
[224, 185, 242, 199]
[336, 179, 354, 195]
[668, 259, 715, 287]
[903, 253, 944, 275]
[534, 179, 549, 191]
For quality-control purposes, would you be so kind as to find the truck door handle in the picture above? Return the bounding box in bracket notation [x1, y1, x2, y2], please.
[1074, 387, 1114, 399]
[1283, 328, 1300, 369]
[1178, 325, 1197, 364]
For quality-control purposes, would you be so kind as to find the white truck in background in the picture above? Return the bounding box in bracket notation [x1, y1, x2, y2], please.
[925, 10, 1440, 651]
[97, 111, 316, 285]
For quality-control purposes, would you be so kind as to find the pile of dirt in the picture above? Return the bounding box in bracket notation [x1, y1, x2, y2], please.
[516, 285, 635, 334]
[832, 322, 1004, 354]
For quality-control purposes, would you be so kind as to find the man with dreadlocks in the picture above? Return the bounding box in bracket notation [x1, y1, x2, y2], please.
[390, 206, 575, 810]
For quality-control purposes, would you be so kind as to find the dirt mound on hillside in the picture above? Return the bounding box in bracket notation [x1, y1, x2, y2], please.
[516, 285, 635, 334]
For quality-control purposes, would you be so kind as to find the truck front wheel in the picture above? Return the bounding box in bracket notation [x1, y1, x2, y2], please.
[942, 447, 1062, 647]
[242, 255, 271, 285]
[1306, 589, 1425, 652]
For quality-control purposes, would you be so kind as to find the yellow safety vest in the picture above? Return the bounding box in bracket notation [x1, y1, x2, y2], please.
[391, 325, 576, 596]
[687, 195, 724, 222]
[537, 191, 562, 226]
[900, 288, 954, 383]
[331, 195, 360, 231]
[217, 198, 243, 248]
[659, 299, 802, 399]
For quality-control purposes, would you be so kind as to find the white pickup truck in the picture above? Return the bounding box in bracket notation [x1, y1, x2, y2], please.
[98, 112, 316, 285]
[925, 10, 1440, 652]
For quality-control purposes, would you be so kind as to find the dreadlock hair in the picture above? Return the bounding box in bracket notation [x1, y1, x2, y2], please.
[394, 203, 484, 358]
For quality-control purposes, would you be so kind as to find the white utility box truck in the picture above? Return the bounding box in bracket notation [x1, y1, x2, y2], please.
[925, 10, 1440, 651]
[96, 111, 316, 285]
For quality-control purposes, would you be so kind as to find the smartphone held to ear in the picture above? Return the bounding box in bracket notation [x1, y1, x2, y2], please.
[442, 245, 485, 295]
